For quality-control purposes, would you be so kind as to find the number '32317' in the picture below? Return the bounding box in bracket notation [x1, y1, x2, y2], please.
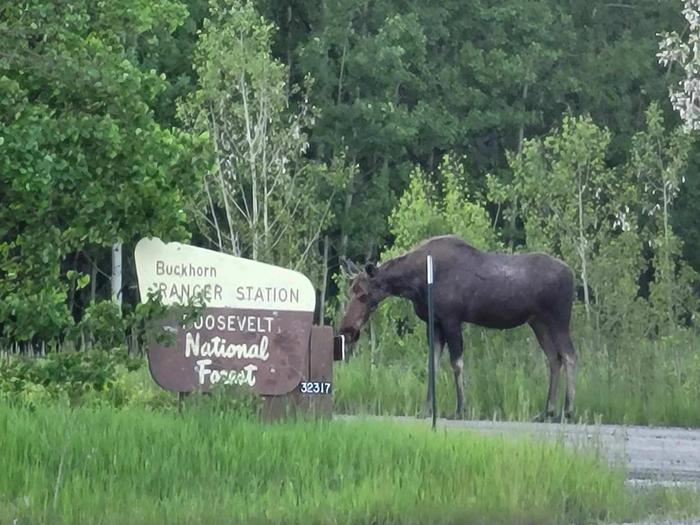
[300, 381, 331, 394]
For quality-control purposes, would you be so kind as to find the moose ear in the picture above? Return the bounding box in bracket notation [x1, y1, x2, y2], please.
[365, 263, 378, 278]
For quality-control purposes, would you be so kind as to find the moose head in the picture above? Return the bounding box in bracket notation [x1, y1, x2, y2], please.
[337, 258, 385, 346]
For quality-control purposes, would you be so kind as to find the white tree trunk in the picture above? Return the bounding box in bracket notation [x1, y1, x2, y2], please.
[204, 177, 224, 251]
[111, 242, 122, 312]
[319, 235, 330, 324]
[340, 187, 354, 260]
[662, 181, 673, 325]
[577, 179, 591, 318]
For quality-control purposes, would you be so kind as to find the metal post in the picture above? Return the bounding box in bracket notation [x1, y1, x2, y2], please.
[427, 255, 436, 430]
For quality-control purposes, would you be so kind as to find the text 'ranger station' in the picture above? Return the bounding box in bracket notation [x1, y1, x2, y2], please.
[155, 260, 301, 304]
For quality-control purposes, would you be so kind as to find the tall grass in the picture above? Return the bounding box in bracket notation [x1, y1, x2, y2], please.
[0, 404, 628, 525]
[3, 324, 698, 427]
[334, 324, 700, 427]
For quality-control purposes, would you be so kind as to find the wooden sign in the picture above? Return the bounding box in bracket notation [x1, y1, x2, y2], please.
[134, 237, 317, 396]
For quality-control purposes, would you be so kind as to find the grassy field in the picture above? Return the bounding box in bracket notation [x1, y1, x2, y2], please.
[1, 349, 700, 524]
[333, 324, 700, 427]
[2, 322, 699, 428]
[1, 324, 700, 523]
[0, 403, 635, 525]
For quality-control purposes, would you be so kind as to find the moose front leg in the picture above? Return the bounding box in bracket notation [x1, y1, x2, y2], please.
[424, 323, 444, 417]
[443, 322, 465, 420]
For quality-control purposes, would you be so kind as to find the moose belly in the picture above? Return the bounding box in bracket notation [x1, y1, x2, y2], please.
[464, 296, 533, 329]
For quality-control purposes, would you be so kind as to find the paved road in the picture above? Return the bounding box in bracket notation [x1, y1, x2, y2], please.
[334, 415, 700, 486]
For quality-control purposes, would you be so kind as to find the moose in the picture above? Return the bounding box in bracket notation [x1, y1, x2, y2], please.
[338, 235, 577, 422]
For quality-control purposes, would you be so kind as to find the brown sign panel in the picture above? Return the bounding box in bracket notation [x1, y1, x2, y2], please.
[147, 308, 313, 395]
[261, 325, 335, 420]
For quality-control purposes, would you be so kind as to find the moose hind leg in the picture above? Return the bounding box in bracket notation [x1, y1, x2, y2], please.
[553, 331, 577, 420]
[530, 321, 561, 422]
[450, 355, 465, 419]
[425, 324, 444, 415]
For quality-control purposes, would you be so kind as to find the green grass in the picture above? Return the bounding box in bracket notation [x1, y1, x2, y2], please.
[3, 323, 700, 428]
[626, 484, 700, 522]
[334, 325, 700, 427]
[0, 403, 630, 525]
[2, 326, 700, 523]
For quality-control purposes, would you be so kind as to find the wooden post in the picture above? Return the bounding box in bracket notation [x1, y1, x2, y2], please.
[178, 391, 185, 414]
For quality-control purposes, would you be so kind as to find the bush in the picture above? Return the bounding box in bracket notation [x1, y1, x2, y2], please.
[0, 348, 264, 413]
[0, 349, 142, 407]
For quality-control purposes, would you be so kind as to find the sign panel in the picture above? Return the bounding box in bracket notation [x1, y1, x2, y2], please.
[134, 237, 316, 395]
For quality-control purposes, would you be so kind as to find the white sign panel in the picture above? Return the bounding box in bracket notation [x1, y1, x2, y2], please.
[134, 237, 316, 312]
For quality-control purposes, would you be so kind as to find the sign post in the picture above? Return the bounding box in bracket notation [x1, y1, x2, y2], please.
[134, 237, 337, 419]
[426, 255, 436, 430]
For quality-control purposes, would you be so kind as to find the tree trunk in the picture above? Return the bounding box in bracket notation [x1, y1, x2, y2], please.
[208, 104, 239, 254]
[319, 235, 330, 324]
[90, 258, 98, 304]
[337, 32, 348, 105]
[508, 196, 518, 253]
[67, 252, 79, 316]
[217, 166, 239, 255]
[204, 177, 224, 251]
[662, 182, 673, 326]
[111, 242, 122, 312]
[507, 84, 529, 252]
[577, 178, 591, 319]
[240, 78, 259, 260]
[517, 84, 529, 155]
[339, 185, 355, 261]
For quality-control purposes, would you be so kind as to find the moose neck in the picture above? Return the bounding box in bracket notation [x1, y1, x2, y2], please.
[373, 253, 424, 303]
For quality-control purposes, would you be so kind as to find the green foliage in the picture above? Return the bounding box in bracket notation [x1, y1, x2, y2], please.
[141, 0, 211, 126]
[672, 148, 700, 274]
[629, 103, 698, 332]
[77, 302, 129, 350]
[180, 0, 349, 281]
[256, 0, 692, 263]
[0, 1, 199, 344]
[385, 169, 444, 254]
[272, 0, 575, 258]
[0, 349, 142, 407]
[2, 0, 700, 436]
[499, 109, 697, 337]
[386, 155, 499, 257]
[509, 115, 616, 255]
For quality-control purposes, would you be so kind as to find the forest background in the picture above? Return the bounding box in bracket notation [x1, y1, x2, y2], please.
[3, 0, 700, 424]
